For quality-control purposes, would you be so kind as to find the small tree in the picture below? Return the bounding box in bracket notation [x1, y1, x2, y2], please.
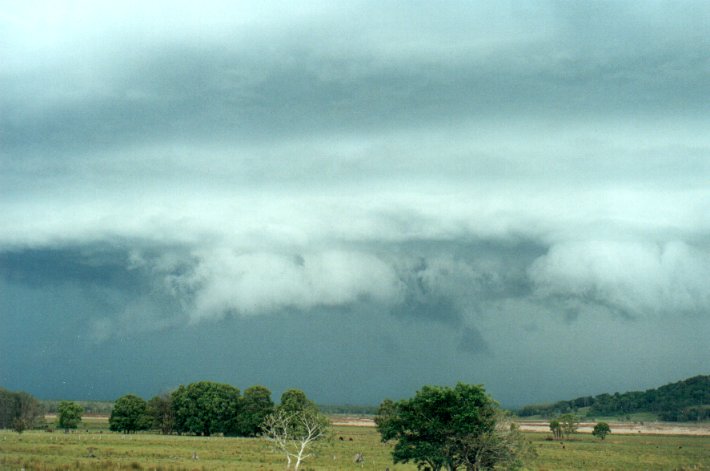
[261, 407, 329, 470]
[592, 422, 611, 440]
[57, 401, 82, 432]
[12, 417, 26, 434]
[558, 413, 579, 438]
[110, 394, 151, 433]
[458, 414, 536, 471]
[549, 419, 562, 440]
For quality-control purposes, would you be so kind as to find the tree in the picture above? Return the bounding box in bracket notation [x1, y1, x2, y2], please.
[57, 401, 82, 432]
[375, 383, 527, 471]
[558, 413, 579, 438]
[12, 417, 27, 434]
[0, 388, 44, 432]
[171, 381, 240, 436]
[109, 394, 151, 433]
[592, 422, 611, 440]
[147, 393, 175, 435]
[261, 407, 329, 471]
[278, 389, 316, 414]
[549, 419, 562, 440]
[458, 414, 535, 471]
[238, 385, 274, 437]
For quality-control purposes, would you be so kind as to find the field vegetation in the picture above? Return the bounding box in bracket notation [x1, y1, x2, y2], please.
[1, 417, 708, 470]
[2, 376, 708, 469]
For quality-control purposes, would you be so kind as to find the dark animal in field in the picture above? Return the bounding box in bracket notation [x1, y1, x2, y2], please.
[339, 436, 344, 440]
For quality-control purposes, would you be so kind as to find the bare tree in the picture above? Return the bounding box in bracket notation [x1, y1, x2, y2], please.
[261, 408, 329, 470]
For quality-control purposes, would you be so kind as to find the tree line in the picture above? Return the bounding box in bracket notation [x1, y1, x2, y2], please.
[109, 382, 329, 470]
[109, 381, 315, 437]
[517, 375, 710, 421]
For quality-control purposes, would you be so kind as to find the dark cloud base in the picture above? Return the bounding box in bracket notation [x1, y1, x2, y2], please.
[2, 242, 708, 407]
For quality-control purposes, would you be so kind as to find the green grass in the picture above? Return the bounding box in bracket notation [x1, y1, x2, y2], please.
[526, 432, 709, 470]
[1, 423, 708, 470]
[0, 425, 408, 471]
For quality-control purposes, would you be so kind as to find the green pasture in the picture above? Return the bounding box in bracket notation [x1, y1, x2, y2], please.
[0, 425, 401, 471]
[0, 422, 708, 470]
[529, 432, 709, 470]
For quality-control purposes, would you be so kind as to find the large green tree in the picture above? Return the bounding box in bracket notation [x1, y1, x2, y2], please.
[109, 394, 151, 433]
[57, 401, 82, 432]
[376, 383, 527, 471]
[172, 381, 240, 436]
[238, 385, 274, 437]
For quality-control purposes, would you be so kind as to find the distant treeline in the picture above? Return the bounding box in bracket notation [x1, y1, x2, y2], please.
[39, 399, 375, 417]
[41, 399, 377, 417]
[317, 404, 378, 415]
[517, 375, 710, 421]
[42, 400, 114, 415]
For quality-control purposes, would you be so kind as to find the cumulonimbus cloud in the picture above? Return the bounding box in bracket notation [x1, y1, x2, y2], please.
[2, 0, 710, 336]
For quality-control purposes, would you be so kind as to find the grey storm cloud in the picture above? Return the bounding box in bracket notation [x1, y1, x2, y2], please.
[3, 1, 709, 154]
[1, 1, 709, 405]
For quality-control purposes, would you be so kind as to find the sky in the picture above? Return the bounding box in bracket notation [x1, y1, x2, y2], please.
[1, 0, 709, 408]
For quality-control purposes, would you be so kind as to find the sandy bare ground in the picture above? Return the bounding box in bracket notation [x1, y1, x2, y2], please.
[516, 421, 710, 436]
[331, 417, 379, 427]
[331, 418, 710, 436]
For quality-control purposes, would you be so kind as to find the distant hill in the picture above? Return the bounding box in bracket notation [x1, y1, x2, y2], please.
[517, 375, 710, 422]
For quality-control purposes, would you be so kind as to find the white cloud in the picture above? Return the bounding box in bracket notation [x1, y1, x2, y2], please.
[529, 240, 710, 316]
[179, 248, 402, 320]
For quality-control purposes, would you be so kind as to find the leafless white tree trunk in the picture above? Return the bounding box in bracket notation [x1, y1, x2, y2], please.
[261, 408, 329, 470]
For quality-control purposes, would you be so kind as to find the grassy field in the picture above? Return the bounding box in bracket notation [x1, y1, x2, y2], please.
[1, 420, 708, 470]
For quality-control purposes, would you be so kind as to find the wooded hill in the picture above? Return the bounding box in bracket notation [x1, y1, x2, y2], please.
[517, 375, 710, 421]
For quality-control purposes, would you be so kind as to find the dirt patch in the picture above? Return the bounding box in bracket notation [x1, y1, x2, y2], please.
[332, 418, 710, 436]
[331, 417, 377, 427]
[509, 421, 709, 436]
